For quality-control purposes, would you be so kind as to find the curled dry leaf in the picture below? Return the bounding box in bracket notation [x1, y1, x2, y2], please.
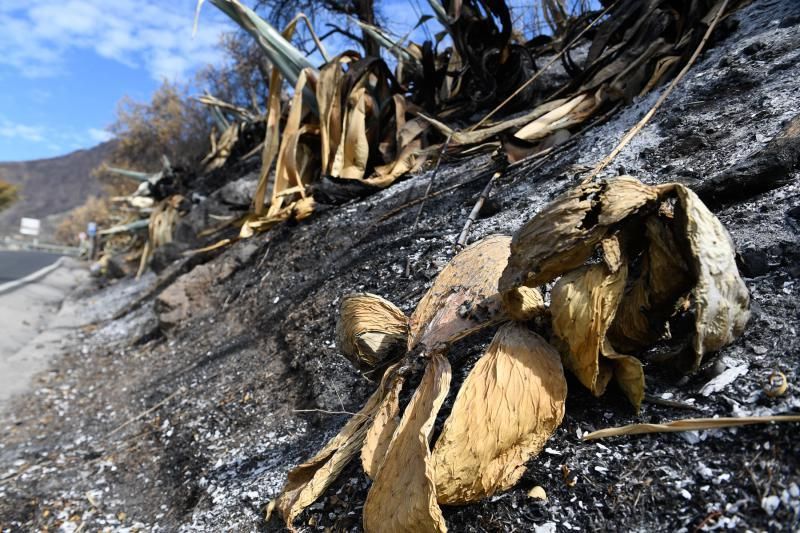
[272, 365, 402, 528]
[409, 235, 512, 350]
[499, 177, 658, 292]
[431, 324, 566, 504]
[361, 374, 404, 478]
[671, 184, 750, 369]
[501, 285, 545, 322]
[363, 353, 451, 533]
[336, 293, 408, 373]
[550, 263, 627, 397]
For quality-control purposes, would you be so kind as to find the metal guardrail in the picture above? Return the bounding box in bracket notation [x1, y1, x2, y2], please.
[0, 238, 80, 256]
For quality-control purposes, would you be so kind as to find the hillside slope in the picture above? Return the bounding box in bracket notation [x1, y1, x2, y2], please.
[0, 141, 114, 239]
[0, 1, 799, 531]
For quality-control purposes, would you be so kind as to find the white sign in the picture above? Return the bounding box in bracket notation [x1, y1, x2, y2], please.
[20, 217, 41, 236]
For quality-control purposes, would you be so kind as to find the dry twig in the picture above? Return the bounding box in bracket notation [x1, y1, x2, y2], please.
[582, 414, 800, 440]
[456, 170, 503, 249]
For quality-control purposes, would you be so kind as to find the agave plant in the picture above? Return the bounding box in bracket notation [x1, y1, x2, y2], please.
[269, 176, 750, 531]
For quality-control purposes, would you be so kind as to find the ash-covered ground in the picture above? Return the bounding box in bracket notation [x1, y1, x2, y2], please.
[2, 0, 799, 531]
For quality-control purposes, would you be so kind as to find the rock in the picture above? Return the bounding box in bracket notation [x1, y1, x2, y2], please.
[761, 494, 781, 516]
[737, 246, 770, 277]
[787, 205, 800, 222]
[211, 174, 258, 207]
[778, 14, 800, 28]
[150, 242, 189, 274]
[155, 257, 237, 327]
[741, 41, 765, 56]
[696, 114, 800, 207]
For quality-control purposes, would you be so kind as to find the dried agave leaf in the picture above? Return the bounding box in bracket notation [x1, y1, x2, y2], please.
[601, 339, 645, 411]
[410, 235, 511, 350]
[501, 285, 545, 321]
[363, 353, 451, 533]
[317, 55, 350, 174]
[336, 293, 408, 372]
[513, 94, 587, 141]
[672, 184, 750, 369]
[202, 122, 239, 171]
[269, 69, 312, 217]
[550, 262, 627, 397]
[419, 97, 573, 146]
[499, 177, 658, 291]
[431, 324, 566, 504]
[609, 215, 692, 351]
[361, 374, 404, 478]
[332, 87, 370, 180]
[272, 365, 402, 527]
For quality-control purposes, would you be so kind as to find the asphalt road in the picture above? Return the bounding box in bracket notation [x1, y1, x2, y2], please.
[0, 250, 63, 283]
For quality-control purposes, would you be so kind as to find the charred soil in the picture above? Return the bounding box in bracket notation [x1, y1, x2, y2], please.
[1, 1, 800, 531]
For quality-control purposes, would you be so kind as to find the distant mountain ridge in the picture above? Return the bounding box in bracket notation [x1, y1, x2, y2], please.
[0, 141, 115, 239]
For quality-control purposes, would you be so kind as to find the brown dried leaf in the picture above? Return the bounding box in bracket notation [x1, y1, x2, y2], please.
[501, 285, 545, 322]
[363, 353, 451, 533]
[499, 177, 658, 291]
[431, 324, 566, 504]
[513, 94, 587, 141]
[336, 293, 408, 372]
[361, 374, 404, 479]
[672, 184, 750, 369]
[409, 235, 511, 350]
[333, 87, 370, 180]
[550, 262, 627, 397]
[273, 366, 402, 527]
[601, 339, 645, 411]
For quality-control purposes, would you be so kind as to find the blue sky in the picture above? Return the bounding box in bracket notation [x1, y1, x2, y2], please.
[0, 0, 235, 162]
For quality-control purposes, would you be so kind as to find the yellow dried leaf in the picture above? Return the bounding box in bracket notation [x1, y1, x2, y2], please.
[317, 55, 350, 173]
[363, 353, 451, 533]
[409, 235, 511, 350]
[337, 87, 371, 180]
[601, 339, 645, 411]
[431, 324, 566, 504]
[361, 374, 404, 478]
[336, 293, 408, 372]
[292, 196, 315, 221]
[513, 94, 587, 141]
[269, 68, 311, 216]
[550, 262, 627, 396]
[273, 366, 402, 528]
[501, 285, 545, 321]
[672, 184, 750, 369]
[499, 177, 658, 291]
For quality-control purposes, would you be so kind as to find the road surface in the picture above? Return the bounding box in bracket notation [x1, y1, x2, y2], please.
[0, 250, 62, 282]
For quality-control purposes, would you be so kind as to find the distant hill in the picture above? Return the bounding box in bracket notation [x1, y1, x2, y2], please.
[0, 141, 115, 239]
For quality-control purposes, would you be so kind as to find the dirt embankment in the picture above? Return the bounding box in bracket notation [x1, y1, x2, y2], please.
[1, 1, 800, 531]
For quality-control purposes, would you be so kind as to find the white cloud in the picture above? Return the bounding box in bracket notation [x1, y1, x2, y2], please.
[87, 128, 114, 143]
[0, 0, 234, 81]
[0, 117, 45, 142]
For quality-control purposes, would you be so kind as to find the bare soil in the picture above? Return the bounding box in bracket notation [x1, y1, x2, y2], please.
[1, 1, 799, 531]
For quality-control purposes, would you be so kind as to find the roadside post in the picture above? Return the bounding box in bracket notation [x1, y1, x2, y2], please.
[87, 221, 98, 260]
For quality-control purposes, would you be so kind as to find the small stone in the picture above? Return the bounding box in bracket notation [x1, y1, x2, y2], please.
[528, 486, 547, 500]
[752, 345, 768, 355]
[741, 41, 765, 56]
[761, 494, 781, 516]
